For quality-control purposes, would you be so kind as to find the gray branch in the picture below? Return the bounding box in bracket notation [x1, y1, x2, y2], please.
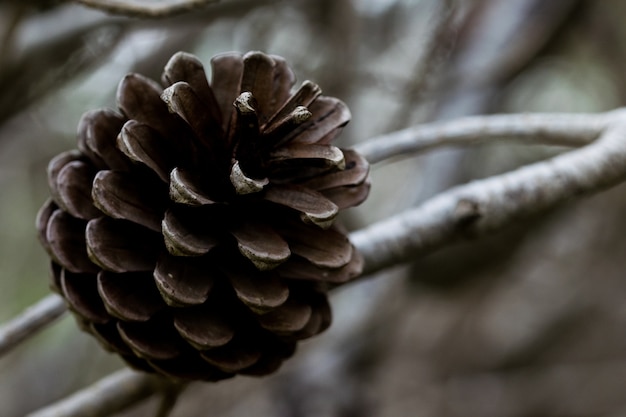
[351, 109, 626, 274]
[73, 0, 220, 18]
[355, 111, 611, 164]
[22, 108, 626, 416]
[0, 294, 66, 356]
[26, 368, 164, 417]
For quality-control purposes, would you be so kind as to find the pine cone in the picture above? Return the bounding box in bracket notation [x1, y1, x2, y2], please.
[36, 51, 370, 381]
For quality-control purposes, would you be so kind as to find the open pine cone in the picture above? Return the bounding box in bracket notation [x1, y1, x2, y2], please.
[36, 51, 370, 381]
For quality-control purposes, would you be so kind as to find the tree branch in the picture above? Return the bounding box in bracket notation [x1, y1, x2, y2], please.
[0, 294, 66, 356]
[355, 112, 611, 164]
[26, 368, 166, 417]
[351, 109, 626, 275]
[72, 0, 220, 18]
[20, 109, 626, 417]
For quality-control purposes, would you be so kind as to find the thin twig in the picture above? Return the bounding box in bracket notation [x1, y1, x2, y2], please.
[73, 0, 220, 18]
[351, 109, 626, 275]
[26, 368, 167, 417]
[0, 294, 67, 356]
[355, 112, 610, 164]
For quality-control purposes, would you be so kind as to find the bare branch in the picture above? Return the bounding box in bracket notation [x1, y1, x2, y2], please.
[351, 109, 626, 275]
[72, 0, 220, 18]
[355, 112, 611, 164]
[1, 111, 620, 357]
[16, 109, 626, 416]
[26, 368, 168, 417]
[0, 294, 66, 356]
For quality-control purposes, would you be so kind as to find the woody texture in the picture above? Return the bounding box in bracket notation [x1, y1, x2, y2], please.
[35, 51, 370, 381]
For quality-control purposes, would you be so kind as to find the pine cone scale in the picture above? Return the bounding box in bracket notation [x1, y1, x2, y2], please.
[85, 217, 161, 273]
[276, 248, 364, 285]
[301, 148, 370, 191]
[224, 264, 289, 313]
[97, 271, 165, 322]
[48, 210, 98, 273]
[91, 321, 133, 354]
[117, 319, 186, 360]
[200, 339, 263, 373]
[161, 81, 224, 162]
[116, 74, 183, 141]
[91, 170, 167, 232]
[240, 52, 296, 124]
[154, 253, 216, 307]
[162, 52, 220, 122]
[55, 160, 101, 220]
[284, 96, 351, 146]
[263, 80, 321, 132]
[257, 298, 312, 334]
[168, 167, 217, 205]
[36, 199, 58, 257]
[230, 221, 291, 270]
[77, 109, 129, 171]
[161, 208, 220, 256]
[47, 150, 84, 207]
[173, 305, 234, 350]
[276, 223, 353, 269]
[209, 53, 244, 134]
[322, 181, 372, 210]
[117, 120, 177, 183]
[149, 354, 232, 381]
[263, 56, 297, 116]
[267, 144, 345, 169]
[61, 270, 109, 323]
[263, 185, 338, 228]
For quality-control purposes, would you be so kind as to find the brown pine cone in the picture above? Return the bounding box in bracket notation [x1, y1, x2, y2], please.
[36, 51, 370, 381]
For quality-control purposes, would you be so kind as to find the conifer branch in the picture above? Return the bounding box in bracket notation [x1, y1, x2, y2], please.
[22, 108, 626, 417]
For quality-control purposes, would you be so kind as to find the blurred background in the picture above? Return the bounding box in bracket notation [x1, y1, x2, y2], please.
[2, 0, 626, 415]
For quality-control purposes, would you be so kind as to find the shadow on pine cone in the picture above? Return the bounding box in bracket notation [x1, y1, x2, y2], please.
[36, 51, 370, 381]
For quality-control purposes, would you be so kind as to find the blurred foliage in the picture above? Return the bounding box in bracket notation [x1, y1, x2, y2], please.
[3, 0, 626, 416]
